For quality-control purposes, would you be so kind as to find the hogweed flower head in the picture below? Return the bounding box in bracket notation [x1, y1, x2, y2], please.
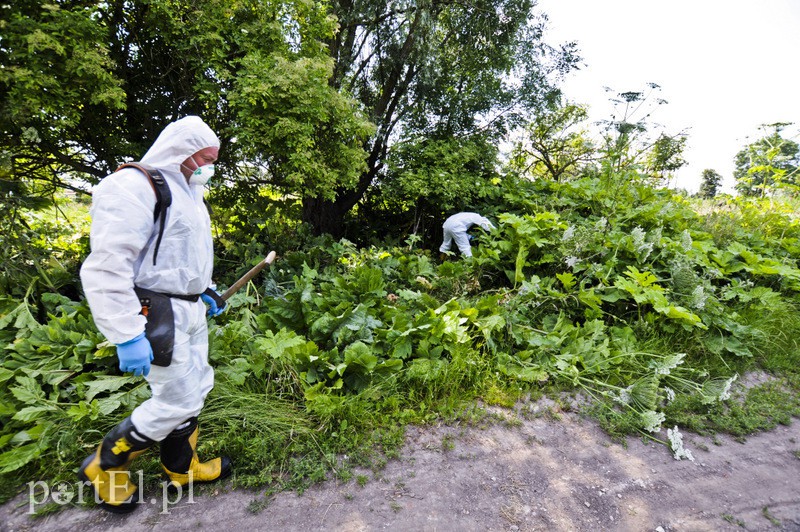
[640, 410, 666, 433]
[415, 276, 433, 289]
[648, 226, 663, 246]
[664, 387, 675, 403]
[652, 353, 686, 376]
[691, 285, 708, 310]
[718, 373, 738, 401]
[614, 386, 632, 405]
[667, 426, 695, 461]
[680, 230, 693, 251]
[700, 373, 739, 404]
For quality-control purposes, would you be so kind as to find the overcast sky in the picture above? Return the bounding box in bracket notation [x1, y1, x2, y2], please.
[535, 0, 800, 193]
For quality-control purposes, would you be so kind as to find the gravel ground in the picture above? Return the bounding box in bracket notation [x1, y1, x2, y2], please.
[2, 401, 799, 532]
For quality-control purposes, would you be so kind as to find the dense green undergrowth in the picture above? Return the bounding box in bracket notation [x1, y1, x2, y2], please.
[2, 174, 800, 507]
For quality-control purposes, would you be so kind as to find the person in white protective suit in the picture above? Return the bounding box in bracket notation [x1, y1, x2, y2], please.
[78, 116, 230, 513]
[439, 212, 495, 258]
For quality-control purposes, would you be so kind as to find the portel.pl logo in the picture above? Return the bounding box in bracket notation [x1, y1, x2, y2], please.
[27, 471, 195, 514]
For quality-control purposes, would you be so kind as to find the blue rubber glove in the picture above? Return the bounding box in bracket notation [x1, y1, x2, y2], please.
[116, 332, 153, 377]
[201, 293, 227, 317]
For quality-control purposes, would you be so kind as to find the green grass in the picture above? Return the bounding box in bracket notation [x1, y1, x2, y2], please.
[664, 378, 800, 439]
[762, 506, 782, 526]
[722, 513, 746, 527]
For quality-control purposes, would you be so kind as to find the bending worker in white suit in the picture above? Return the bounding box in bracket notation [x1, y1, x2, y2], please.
[439, 212, 495, 258]
[79, 116, 229, 513]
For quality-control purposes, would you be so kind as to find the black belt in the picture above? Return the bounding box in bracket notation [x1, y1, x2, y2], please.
[162, 292, 202, 302]
[134, 286, 207, 302]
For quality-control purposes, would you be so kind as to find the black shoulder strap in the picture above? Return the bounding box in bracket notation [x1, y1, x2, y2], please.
[115, 162, 172, 266]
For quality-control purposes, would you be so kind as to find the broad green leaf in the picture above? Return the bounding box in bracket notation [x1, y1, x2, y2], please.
[578, 289, 602, 309]
[391, 338, 413, 359]
[67, 401, 99, 422]
[96, 395, 124, 415]
[10, 376, 45, 404]
[93, 341, 117, 359]
[343, 342, 377, 371]
[0, 368, 14, 384]
[374, 359, 403, 375]
[556, 272, 576, 291]
[84, 375, 136, 401]
[653, 304, 706, 328]
[0, 443, 42, 474]
[218, 358, 252, 386]
[255, 328, 306, 359]
[12, 405, 57, 423]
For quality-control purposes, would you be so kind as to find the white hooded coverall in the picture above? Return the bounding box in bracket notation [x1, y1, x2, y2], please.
[80, 116, 218, 441]
[439, 212, 495, 258]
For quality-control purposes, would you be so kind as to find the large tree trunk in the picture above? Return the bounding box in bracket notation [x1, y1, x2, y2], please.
[302, 178, 369, 237]
[302, 197, 350, 238]
[302, 131, 386, 237]
[302, 3, 425, 238]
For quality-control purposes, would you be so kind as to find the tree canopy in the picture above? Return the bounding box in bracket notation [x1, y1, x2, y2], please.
[508, 101, 595, 181]
[1, 0, 578, 239]
[733, 123, 799, 197]
[698, 169, 722, 199]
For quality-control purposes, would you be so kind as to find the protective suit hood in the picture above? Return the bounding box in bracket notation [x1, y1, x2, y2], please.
[81, 115, 217, 345]
[141, 116, 220, 176]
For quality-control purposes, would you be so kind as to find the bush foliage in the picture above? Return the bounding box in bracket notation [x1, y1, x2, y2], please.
[2, 169, 800, 503]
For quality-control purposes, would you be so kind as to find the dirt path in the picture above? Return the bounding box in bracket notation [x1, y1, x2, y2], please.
[2, 403, 799, 531]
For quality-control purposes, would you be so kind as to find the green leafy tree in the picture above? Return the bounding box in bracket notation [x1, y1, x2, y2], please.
[509, 101, 595, 181]
[0, 1, 372, 258]
[218, 1, 376, 209]
[733, 123, 799, 197]
[301, 0, 579, 236]
[644, 133, 687, 182]
[0, 1, 130, 296]
[0, 2, 127, 208]
[698, 169, 722, 199]
[3, 0, 577, 242]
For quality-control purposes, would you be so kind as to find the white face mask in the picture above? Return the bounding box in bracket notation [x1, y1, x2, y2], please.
[188, 164, 215, 186]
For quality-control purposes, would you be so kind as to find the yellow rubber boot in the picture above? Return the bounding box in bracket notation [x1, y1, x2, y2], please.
[77, 417, 153, 513]
[160, 417, 232, 489]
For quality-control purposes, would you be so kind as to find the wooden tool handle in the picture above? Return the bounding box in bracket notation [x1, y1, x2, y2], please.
[220, 250, 277, 301]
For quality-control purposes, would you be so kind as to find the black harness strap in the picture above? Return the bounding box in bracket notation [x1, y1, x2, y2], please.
[115, 162, 173, 266]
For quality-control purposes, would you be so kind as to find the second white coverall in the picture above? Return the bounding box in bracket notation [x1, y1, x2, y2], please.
[439, 212, 495, 258]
